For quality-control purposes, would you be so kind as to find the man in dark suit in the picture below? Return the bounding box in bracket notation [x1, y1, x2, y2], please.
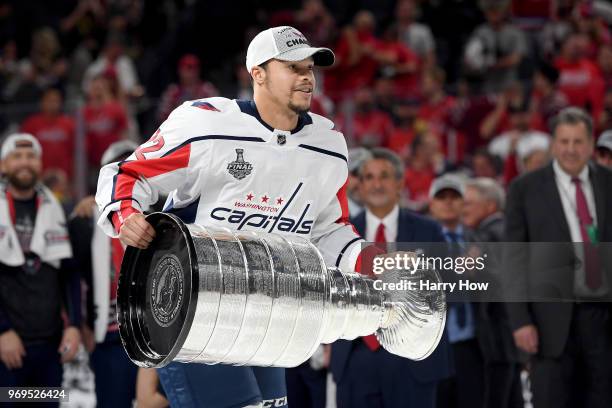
[504, 107, 612, 408]
[463, 178, 522, 408]
[330, 148, 453, 408]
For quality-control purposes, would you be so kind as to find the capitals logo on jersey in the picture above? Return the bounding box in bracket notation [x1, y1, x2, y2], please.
[211, 183, 315, 235]
[227, 148, 253, 180]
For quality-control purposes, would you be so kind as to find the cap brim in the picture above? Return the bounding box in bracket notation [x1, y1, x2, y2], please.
[597, 142, 612, 151]
[430, 185, 463, 199]
[275, 47, 335, 67]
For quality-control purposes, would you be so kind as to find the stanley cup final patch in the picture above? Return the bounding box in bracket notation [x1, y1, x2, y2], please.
[227, 148, 253, 180]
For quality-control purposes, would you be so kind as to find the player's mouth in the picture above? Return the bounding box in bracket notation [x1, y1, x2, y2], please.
[294, 87, 313, 94]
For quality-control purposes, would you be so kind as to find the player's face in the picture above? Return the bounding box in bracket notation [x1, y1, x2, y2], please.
[264, 58, 315, 114]
[1, 147, 41, 191]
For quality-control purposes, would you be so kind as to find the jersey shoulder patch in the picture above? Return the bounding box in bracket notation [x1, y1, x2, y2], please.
[184, 96, 234, 114]
[191, 100, 220, 111]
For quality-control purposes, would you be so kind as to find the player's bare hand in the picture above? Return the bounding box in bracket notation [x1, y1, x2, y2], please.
[119, 212, 156, 249]
[513, 324, 539, 354]
[0, 330, 26, 369]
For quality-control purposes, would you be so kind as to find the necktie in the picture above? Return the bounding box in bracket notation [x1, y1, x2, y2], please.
[572, 177, 601, 290]
[375, 222, 386, 244]
[362, 222, 386, 351]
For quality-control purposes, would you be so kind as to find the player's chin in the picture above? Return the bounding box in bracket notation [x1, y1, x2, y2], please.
[289, 99, 311, 114]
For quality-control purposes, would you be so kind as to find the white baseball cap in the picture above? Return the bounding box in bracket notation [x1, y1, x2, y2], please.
[100, 140, 139, 166]
[1, 133, 42, 160]
[246, 26, 335, 73]
[429, 175, 465, 199]
[597, 130, 612, 152]
[516, 132, 551, 162]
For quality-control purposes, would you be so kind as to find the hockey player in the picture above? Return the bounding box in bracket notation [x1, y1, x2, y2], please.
[96, 26, 364, 407]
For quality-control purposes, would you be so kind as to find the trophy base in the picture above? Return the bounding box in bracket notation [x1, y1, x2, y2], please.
[117, 213, 198, 367]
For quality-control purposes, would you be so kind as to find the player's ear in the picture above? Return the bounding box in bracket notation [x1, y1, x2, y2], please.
[251, 65, 267, 86]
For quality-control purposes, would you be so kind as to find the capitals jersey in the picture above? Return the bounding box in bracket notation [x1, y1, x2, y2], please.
[95, 97, 364, 274]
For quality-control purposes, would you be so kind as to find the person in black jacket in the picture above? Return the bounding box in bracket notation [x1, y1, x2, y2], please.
[0, 133, 81, 405]
[463, 177, 522, 408]
[504, 107, 612, 408]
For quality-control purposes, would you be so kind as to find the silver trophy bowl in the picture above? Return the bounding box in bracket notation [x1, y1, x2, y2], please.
[117, 213, 446, 368]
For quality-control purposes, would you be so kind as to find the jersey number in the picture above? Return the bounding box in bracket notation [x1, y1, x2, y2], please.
[135, 130, 165, 160]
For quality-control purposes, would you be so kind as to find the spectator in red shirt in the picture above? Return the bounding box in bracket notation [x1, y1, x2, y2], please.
[419, 67, 455, 132]
[554, 33, 604, 117]
[20, 88, 75, 179]
[157, 54, 219, 122]
[82, 75, 128, 173]
[404, 131, 444, 211]
[324, 10, 380, 102]
[530, 62, 569, 131]
[377, 24, 421, 98]
[596, 44, 612, 90]
[335, 87, 394, 148]
[418, 66, 463, 162]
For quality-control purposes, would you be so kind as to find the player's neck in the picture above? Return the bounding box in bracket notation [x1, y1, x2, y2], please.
[254, 95, 299, 131]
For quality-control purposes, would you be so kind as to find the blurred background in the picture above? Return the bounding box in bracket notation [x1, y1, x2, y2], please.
[1, 0, 611, 208]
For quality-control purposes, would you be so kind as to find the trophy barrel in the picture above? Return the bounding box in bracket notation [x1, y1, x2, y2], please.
[117, 213, 446, 368]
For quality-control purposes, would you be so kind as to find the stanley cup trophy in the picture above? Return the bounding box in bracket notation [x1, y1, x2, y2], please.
[117, 212, 446, 368]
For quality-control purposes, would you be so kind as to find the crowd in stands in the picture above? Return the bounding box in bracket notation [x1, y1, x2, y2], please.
[2, 0, 612, 208]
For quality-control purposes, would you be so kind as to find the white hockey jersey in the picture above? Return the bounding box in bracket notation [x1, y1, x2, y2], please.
[95, 97, 364, 272]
